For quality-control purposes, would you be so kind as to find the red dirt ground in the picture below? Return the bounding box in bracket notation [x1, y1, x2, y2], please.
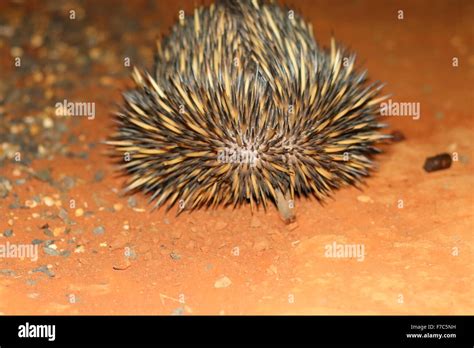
[0, 0, 472, 314]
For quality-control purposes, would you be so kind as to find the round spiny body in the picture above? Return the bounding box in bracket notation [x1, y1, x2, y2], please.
[108, 0, 389, 217]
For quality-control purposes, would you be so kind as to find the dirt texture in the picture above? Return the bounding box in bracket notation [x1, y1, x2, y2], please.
[0, 0, 472, 314]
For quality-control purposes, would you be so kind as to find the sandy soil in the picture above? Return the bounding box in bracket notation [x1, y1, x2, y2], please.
[0, 0, 472, 314]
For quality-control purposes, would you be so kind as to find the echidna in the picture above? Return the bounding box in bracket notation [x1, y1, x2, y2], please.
[107, 0, 389, 222]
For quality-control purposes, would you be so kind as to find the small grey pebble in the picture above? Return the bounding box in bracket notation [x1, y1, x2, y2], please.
[56, 122, 68, 133]
[0, 177, 12, 198]
[35, 168, 52, 183]
[126, 248, 137, 260]
[170, 251, 181, 260]
[0, 269, 15, 276]
[9, 196, 21, 209]
[26, 279, 37, 286]
[43, 247, 60, 256]
[44, 240, 55, 247]
[127, 196, 137, 208]
[60, 176, 76, 191]
[93, 226, 105, 235]
[77, 151, 89, 159]
[3, 229, 13, 237]
[58, 208, 68, 221]
[94, 170, 105, 182]
[32, 239, 44, 245]
[43, 228, 54, 237]
[0, 187, 9, 198]
[65, 218, 76, 226]
[32, 265, 54, 278]
[68, 134, 78, 144]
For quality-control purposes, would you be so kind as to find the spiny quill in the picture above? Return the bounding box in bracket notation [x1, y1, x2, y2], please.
[107, 0, 390, 222]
